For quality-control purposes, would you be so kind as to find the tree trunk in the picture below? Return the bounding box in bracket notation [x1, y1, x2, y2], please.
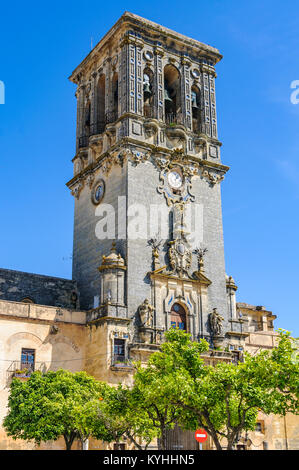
[82, 438, 89, 450]
[64, 433, 76, 450]
[208, 430, 223, 450]
[159, 426, 167, 450]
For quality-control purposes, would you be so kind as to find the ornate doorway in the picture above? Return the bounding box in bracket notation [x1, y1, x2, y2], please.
[170, 303, 187, 331]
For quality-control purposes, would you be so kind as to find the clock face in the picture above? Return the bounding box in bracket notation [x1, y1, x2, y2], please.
[92, 180, 105, 205]
[168, 170, 183, 189]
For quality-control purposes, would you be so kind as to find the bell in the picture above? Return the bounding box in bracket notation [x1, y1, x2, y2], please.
[143, 82, 152, 100]
[191, 92, 199, 110]
[164, 88, 173, 112]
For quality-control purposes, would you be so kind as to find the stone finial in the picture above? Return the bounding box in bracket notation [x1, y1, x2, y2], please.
[148, 238, 162, 270]
[194, 247, 208, 273]
[98, 242, 126, 271]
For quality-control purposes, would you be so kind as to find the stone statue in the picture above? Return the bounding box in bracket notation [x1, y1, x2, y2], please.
[209, 308, 224, 336]
[138, 299, 155, 327]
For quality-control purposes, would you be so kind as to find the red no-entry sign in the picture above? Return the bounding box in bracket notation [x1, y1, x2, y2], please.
[195, 429, 208, 443]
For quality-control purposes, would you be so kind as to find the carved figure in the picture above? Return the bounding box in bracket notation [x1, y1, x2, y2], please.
[138, 299, 155, 327]
[209, 308, 224, 336]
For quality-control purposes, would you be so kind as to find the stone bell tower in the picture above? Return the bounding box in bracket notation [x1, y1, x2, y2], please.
[67, 12, 242, 354]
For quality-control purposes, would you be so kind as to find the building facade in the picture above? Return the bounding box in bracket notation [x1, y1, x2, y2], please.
[0, 12, 298, 450]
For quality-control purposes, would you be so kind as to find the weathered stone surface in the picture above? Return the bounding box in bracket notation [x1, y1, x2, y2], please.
[0, 269, 79, 309]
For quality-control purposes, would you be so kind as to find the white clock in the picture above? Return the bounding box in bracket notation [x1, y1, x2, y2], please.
[168, 170, 183, 189]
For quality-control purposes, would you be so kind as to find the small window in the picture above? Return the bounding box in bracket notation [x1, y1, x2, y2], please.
[113, 339, 125, 363]
[21, 348, 35, 372]
[255, 421, 265, 433]
[232, 351, 240, 364]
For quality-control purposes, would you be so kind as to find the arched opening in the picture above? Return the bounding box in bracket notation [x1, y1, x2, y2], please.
[84, 100, 91, 141]
[20, 297, 35, 304]
[108, 72, 118, 124]
[164, 65, 181, 124]
[143, 67, 154, 118]
[170, 303, 187, 331]
[191, 85, 201, 132]
[96, 74, 106, 134]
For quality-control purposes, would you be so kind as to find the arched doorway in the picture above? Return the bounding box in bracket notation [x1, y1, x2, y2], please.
[170, 303, 187, 331]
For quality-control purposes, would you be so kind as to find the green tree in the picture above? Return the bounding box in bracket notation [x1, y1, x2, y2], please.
[97, 384, 157, 450]
[132, 330, 209, 449]
[137, 328, 299, 450]
[4, 369, 116, 450]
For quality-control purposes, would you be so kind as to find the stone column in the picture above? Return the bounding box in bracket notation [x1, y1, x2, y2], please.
[180, 56, 192, 130]
[104, 59, 111, 118]
[90, 72, 98, 135]
[200, 65, 211, 136]
[136, 41, 144, 115]
[209, 71, 218, 139]
[153, 46, 164, 121]
[76, 84, 85, 150]
[119, 36, 130, 116]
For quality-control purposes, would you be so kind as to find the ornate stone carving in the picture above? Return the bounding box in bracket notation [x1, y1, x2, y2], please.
[148, 238, 163, 270]
[209, 308, 224, 336]
[156, 151, 196, 206]
[71, 181, 83, 199]
[86, 173, 95, 188]
[127, 148, 150, 165]
[138, 299, 155, 327]
[201, 168, 225, 186]
[168, 238, 192, 278]
[194, 247, 208, 273]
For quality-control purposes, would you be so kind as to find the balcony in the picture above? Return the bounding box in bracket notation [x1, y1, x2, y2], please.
[78, 135, 89, 149]
[90, 121, 105, 136]
[144, 104, 155, 119]
[7, 361, 46, 380]
[78, 112, 118, 149]
[165, 112, 187, 127]
[110, 355, 134, 371]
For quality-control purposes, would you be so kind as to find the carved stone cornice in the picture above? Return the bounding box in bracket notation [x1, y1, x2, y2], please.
[67, 140, 229, 198]
[200, 168, 225, 186]
[71, 181, 83, 199]
[149, 270, 211, 286]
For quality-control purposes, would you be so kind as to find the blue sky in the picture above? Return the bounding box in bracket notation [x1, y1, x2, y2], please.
[0, 1, 298, 335]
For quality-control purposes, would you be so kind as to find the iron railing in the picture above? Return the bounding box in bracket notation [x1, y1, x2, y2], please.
[6, 361, 48, 378]
[90, 121, 105, 136]
[165, 112, 187, 127]
[78, 135, 89, 149]
[144, 104, 155, 119]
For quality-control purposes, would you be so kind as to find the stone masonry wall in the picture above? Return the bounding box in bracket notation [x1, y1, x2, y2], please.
[0, 268, 79, 309]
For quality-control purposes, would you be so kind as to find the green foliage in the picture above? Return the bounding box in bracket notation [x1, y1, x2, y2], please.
[4, 329, 298, 451]
[130, 328, 299, 450]
[97, 384, 157, 449]
[4, 369, 116, 449]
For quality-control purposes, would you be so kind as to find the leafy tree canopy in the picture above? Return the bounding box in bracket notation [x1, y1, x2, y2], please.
[4, 369, 116, 449]
[132, 328, 299, 450]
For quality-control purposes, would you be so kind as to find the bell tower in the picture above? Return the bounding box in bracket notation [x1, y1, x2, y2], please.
[67, 12, 239, 351]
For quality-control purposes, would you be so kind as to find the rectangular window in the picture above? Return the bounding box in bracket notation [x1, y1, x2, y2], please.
[255, 421, 265, 433]
[114, 443, 125, 450]
[113, 339, 125, 363]
[21, 348, 35, 372]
